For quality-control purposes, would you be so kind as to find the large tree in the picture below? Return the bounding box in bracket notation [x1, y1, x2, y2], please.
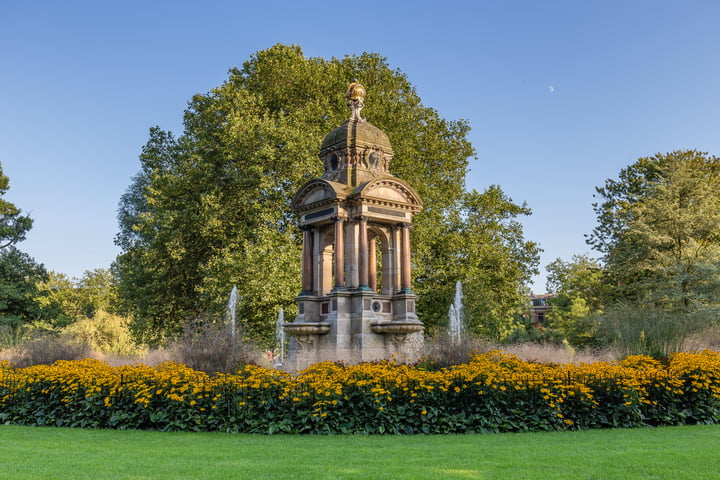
[588, 150, 720, 311]
[0, 247, 52, 329]
[0, 162, 53, 331]
[418, 187, 540, 338]
[36, 268, 120, 321]
[1, 163, 32, 248]
[545, 254, 607, 346]
[115, 44, 538, 345]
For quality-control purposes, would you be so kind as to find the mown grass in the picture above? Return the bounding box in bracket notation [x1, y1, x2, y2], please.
[1, 425, 719, 479]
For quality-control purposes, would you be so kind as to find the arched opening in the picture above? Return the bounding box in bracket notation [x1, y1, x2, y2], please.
[315, 226, 335, 297]
[368, 226, 396, 295]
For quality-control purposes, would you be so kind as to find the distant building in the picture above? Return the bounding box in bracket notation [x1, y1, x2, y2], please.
[527, 294, 555, 326]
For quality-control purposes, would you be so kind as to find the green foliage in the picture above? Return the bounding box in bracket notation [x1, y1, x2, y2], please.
[417, 187, 540, 338]
[545, 254, 608, 347]
[33, 272, 77, 325]
[37, 269, 120, 321]
[0, 165, 53, 333]
[114, 44, 537, 345]
[588, 150, 720, 309]
[62, 310, 143, 357]
[2, 352, 720, 434]
[0, 247, 57, 330]
[502, 317, 565, 345]
[0, 162, 32, 249]
[0, 164, 79, 338]
[76, 269, 120, 316]
[596, 304, 714, 358]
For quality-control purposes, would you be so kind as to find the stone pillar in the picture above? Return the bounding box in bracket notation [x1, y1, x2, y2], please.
[368, 237, 377, 292]
[333, 217, 345, 290]
[392, 225, 402, 292]
[313, 227, 322, 295]
[400, 223, 412, 293]
[301, 226, 314, 295]
[358, 216, 370, 290]
[345, 221, 359, 289]
[381, 243, 393, 294]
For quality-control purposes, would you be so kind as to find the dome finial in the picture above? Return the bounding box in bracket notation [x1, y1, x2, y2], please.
[346, 82, 366, 121]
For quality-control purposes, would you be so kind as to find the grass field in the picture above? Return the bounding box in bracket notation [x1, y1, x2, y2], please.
[1, 424, 718, 479]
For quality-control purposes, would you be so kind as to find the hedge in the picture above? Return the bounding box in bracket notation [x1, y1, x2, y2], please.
[1, 351, 720, 434]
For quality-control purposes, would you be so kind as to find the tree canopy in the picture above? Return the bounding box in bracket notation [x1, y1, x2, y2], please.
[588, 150, 720, 311]
[114, 44, 539, 345]
[0, 246, 52, 329]
[544, 254, 607, 346]
[36, 269, 120, 321]
[0, 162, 51, 331]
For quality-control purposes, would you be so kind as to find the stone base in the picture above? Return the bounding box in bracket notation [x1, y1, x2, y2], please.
[284, 331, 424, 371]
[284, 290, 424, 371]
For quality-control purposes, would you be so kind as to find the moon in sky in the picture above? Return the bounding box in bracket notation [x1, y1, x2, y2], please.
[548, 85, 555, 94]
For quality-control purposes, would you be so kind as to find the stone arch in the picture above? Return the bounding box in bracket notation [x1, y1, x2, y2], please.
[292, 179, 348, 212]
[355, 176, 423, 211]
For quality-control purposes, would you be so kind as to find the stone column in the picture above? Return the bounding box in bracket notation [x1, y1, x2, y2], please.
[358, 216, 370, 290]
[368, 236, 377, 292]
[333, 217, 345, 290]
[345, 220, 359, 289]
[392, 225, 402, 292]
[301, 225, 314, 295]
[400, 223, 412, 293]
[313, 227, 322, 295]
[381, 243, 393, 294]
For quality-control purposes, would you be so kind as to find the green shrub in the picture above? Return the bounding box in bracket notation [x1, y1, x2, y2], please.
[62, 310, 143, 357]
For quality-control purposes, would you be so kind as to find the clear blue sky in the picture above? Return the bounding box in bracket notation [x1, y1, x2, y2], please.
[2, 1, 719, 292]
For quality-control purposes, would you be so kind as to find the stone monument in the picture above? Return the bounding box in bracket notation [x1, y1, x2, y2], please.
[283, 83, 424, 369]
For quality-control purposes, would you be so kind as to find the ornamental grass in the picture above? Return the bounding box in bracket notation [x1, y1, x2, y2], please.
[1, 351, 719, 434]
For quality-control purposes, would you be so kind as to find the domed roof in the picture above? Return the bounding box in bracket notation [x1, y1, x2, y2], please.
[319, 83, 394, 156]
[320, 119, 393, 156]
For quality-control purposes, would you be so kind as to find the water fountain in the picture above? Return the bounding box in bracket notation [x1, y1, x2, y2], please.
[274, 308, 285, 367]
[226, 285, 238, 337]
[447, 281, 465, 344]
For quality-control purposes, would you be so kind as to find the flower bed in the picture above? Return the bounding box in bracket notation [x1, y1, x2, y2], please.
[2, 351, 720, 434]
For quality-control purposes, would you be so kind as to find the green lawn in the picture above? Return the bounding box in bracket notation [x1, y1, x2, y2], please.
[1, 424, 718, 479]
